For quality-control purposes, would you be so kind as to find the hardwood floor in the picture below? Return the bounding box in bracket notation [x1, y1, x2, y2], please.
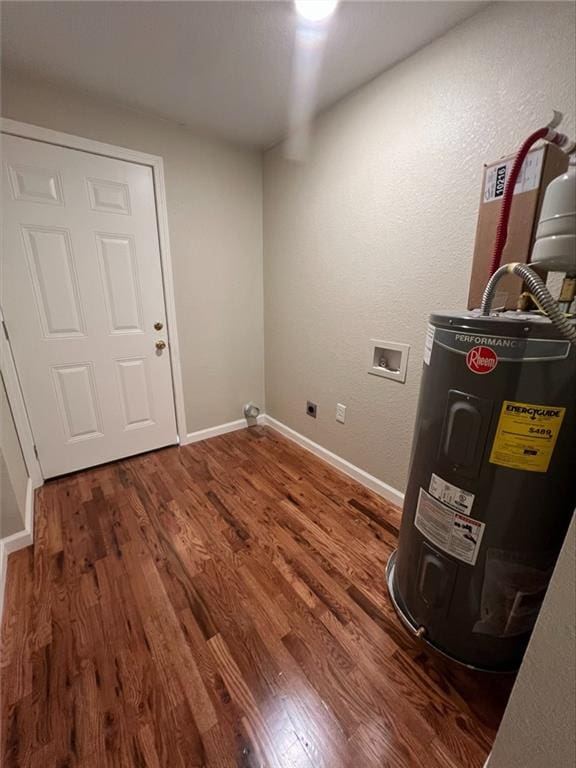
[1, 427, 512, 767]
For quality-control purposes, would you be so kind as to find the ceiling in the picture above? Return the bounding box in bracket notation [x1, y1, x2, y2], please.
[1, 1, 486, 147]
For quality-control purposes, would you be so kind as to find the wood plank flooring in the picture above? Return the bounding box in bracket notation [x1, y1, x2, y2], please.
[1, 427, 513, 767]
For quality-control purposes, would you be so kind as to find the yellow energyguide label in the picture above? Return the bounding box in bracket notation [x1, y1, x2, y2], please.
[489, 400, 565, 473]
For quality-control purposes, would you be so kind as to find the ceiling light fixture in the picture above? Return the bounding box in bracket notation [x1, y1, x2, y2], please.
[294, 0, 339, 23]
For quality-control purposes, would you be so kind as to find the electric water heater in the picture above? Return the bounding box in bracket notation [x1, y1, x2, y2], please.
[386, 117, 576, 671]
[387, 311, 575, 671]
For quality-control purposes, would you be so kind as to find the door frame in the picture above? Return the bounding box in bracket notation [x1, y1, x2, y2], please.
[0, 305, 43, 490]
[1, 118, 188, 481]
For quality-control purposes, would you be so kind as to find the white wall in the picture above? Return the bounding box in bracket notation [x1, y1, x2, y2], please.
[263, 1, 576, 493]
[1, 70, 265, 435]
[488, 514, 576, 768]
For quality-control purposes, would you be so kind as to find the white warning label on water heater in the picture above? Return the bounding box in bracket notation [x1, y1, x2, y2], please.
[414, 489, 485, 566]
[429, 473, 475, 515]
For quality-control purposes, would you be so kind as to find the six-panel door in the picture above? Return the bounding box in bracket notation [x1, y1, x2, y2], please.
[2, 134, 178, 478]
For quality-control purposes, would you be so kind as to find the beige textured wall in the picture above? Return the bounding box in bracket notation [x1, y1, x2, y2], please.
[488, 514, 575, 768]
[0, 374, 27, 538]
[263, 1, 576, 493]
[1, 70, 265, 435]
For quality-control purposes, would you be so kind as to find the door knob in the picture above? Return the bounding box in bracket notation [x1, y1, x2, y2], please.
[155, 340, 167, 350]
[154, 321, 164, 330]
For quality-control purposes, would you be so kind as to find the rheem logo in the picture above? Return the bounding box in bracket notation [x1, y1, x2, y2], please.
[466, 345, 498, 374]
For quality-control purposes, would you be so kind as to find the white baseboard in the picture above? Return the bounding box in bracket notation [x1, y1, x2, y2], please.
[0, 478, 35, 623]
[24, 474, 35, 535]
[182, 415, 266, 446]
[260, 415, 405, 508]
[180, 413, 403, 507]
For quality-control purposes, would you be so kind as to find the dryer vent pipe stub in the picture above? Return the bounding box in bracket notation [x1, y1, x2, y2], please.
[243, 403, 261, 420]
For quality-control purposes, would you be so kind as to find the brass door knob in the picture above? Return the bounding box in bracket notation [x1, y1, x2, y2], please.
[155, 340, 167, 350]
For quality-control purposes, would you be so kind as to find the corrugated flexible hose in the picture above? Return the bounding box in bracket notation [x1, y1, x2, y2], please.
[481, 262, 576, 343]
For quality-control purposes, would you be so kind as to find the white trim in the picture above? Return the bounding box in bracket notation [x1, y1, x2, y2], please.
[0, 118, 188, 445]
[261, 415, 405, 507]
[182, 415, 266, 445]
[0, 306, 43, 488]
[3, 480, 34, 555]
[0, 479, 34, 623]
[2, 117, 169, 171]
[181, 414, 405, 507]
[149, 158, 187, 443]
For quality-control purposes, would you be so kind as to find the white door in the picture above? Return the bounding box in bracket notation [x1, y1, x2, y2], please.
[1, 134, 178, 478]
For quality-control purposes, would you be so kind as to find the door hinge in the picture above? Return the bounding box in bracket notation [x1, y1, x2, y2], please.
[2, 320, 9, 342]
[33, 444, 39, 460]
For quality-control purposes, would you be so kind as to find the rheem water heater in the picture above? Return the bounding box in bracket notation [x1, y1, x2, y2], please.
[386, 119, 576, 671]
[387, 311, 575, 671]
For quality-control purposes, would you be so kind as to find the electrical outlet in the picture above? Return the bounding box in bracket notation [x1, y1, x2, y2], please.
[336, 403, 346, 424]
[306, 401, 317, 418]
